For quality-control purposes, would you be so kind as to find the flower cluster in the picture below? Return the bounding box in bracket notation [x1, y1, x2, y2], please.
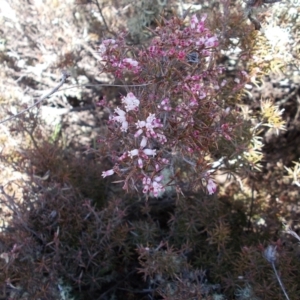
[99, 38, 140, 76]
[99, 14, 249, 196]
[101, 91, 168, 197]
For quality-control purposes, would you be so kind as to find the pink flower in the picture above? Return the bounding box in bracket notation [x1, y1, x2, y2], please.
[156, 133, 167, 144]
[160, 98, 169, 106]
[195, 14, 207, 33]
[190, 15, 199, 29]
[99, 44, 107, 56]
[122, 92, 140, 111]
[221, 79, 227, 87]
[142, 176, 165, 197]
[136, 113, 163, 139]
[112, 107, 128, 132]
[114, 107, 126, 117]
[102, 169, 114, 178]
[205, 35, 218, 48]
[140, 136, 148, 148]
[99, 39, 117, 56]
[138, 158, 143, 168]
[146, 113, 156, 124]
[151, 181, 164, 197]
[207, 179, 217, 195]
[143, 176, 151, 185]
[120, 58, 140, 74]
[195, 37, 205, 46]
[221, 123, 232, 140]
[120, 121, 129, 132]
[177, 51, 186, 60]
[103, 39, 117, 46]
[128, 149, 139, 158]
[154, 175, 163, 182]
[122, 58, 139, 68]
[143, 149, 156, 157]
[136, 120, 146, 129]
[158, 98, 172, 111]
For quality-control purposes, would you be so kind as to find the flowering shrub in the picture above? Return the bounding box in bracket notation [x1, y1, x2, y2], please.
[1, 0, 299, 299]
[99, 14, 251, 197]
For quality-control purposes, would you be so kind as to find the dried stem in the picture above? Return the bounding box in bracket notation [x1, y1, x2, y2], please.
[271, 262, 290, 300]
[0, 71, 70, 125]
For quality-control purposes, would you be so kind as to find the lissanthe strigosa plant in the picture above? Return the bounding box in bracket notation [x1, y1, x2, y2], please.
[98, 13, 251, 197]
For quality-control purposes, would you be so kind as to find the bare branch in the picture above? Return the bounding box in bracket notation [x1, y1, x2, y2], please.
[93, 0, 117, 37]
[0, 71, 70, 125]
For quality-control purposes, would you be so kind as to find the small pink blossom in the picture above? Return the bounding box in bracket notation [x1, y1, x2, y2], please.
[146, 113, 156, 124]
[122, 92, 140, 112]
[143, 177, 151, 185]
[201, 49, 210, 56]
[201, 14, 207, 22]
[99, 39, 117, 55]
[205, 36, 218, 48]
[221, 79, 227, 87]
[136, 120, 146, 129]
[143, 149, 156, 157]
[187, 147, 194, 153]
[119, 58, 141, 74]
[158, 98, 172, 111]
[142, 176, 165, 197]
[160, 158, 169, 164]
[135, 128, 143, 137]
[128, 149, 139, 158]
[140, 136, 148, 148]
[151, 181, 164, 197]
[177, 51, 186, 60]
[136, 113, 162, 138]
[138, 158, 143, 168]
[224, 107, 231, 114]
[154, 175, 163, 182]
[241, 70, 248, 78]
[189, 98, 198, 107]
[195, 37, 205, 46]
[103, 39, 117, 46]
[122, 58, 139, 67]
[120, 121, 129, 132]
[114, 107, 126, 117]
[221, 123, 232, 140]
[102, 169, 114, 178]
[156, 133, 167, 144]
[112, 107, 128, 132]
[199, 90, 207, 99]
[143, 186, 150, 193]
[190, 14, 207, 32]
[99, 44, 107, 56]
[207, 179, 217, 195]
[160, 98, 169, 106]
[118, 152, 128, 161]
[190, 15, 199, 29]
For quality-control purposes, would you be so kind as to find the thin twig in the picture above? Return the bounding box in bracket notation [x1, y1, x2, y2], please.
[271, 262, 290, 300]
[0, 76, 151, 125]
[247, 180, 255, 230]
[52, 82, 152, 94]
[0, 72, 69, 125]
[283, 223, 300, 242]
[93, 0, 117, 37]
[264, 245, 290, 300]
